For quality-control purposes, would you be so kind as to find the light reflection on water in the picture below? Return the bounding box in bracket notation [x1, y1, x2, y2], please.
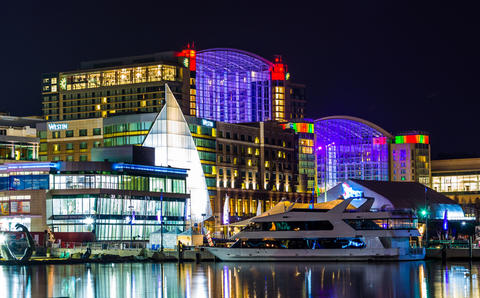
[0, 261, 478, 297]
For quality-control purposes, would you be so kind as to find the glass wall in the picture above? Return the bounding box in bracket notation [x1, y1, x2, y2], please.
[0, 142, 38, 161]
[143, 86, 211, 223]
[315, 117, 390, 193]
[0, 174, 49, 190]
[433, 174, 480, 193]
[49, 174, 186, 193]
[47, 194, 186, 240]
[196, 49, 272, 123]
[59, 65, 179, 91]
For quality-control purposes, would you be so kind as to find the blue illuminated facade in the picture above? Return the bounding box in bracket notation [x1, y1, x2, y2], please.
[196, 48, 273, 123]
[315, 116, 392, 193]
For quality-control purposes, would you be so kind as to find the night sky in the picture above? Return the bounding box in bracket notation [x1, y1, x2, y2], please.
[1, 1, 479, 159]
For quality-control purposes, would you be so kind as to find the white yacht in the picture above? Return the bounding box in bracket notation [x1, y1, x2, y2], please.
[207, 198, 425, 261]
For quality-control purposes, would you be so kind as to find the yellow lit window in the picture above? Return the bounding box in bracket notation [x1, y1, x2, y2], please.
[248, 147, 252, 154]
[233, 157, 237, 165]
[265, 161, 269, 167]
[212, 166, 217, 175]
[53, 144, 60, 152]
[102, 97, 107, 103]
[141, 100, 147, 107]
[254, 137, 259, 144]
[278, 151, 282, 158]
[95, 105, 101, 111]
[234, 170, 238, 177]
[255, 149, 260, 156]
[248, 159, 252, 166]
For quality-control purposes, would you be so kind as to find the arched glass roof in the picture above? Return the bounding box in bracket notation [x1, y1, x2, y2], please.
[195, 48, 273, 123]
[315, 115, 392, 143]
[314, 116, 392, 193]
[197, 48, 272, 72]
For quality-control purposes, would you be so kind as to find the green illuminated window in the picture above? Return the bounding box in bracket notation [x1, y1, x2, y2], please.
[93, 128, 101, 135]
[79, 129, 87, 136]
[66, 130, 74, 137]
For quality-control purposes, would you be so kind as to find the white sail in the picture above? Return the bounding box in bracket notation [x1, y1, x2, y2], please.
[142, 84, 212, 223]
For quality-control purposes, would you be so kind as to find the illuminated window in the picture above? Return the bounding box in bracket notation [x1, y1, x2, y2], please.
[93, 128, 101, 136]
[53, 144, 60, 152]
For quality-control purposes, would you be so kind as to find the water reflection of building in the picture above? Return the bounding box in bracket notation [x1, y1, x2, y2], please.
[0, 261, 479, 297]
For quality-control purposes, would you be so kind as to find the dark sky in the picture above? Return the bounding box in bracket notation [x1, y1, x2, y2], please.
[1, 1, 479, 159]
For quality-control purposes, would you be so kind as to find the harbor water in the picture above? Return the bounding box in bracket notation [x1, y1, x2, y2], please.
[1, 261, 479, 297]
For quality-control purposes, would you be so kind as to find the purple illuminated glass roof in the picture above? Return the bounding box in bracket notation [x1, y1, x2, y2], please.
[315, 116, 392, 194]
[196, 48, 273, 123]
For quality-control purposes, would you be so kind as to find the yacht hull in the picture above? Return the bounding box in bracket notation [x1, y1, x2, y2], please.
[207, 247, 425, 261]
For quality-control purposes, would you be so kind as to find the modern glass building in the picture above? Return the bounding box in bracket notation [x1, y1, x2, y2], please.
[142, 85, 212, 223]
[196, 48, 273, 123]
[195, 48, 304, 123]
[315, 116, 392, 194]
[0, 161, 189, 241]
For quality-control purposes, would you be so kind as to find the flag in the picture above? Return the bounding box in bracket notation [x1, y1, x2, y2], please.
[443, 209, 448, 231]
[256, 200, 262, 216]
[223, 194, 230, 225]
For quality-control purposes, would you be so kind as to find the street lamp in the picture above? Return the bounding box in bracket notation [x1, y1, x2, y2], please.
[317, 142, 335, 202]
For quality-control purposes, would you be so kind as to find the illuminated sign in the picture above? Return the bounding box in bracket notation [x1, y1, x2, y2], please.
[394, 135, 429, 144]
[372, 137, 388, 145]
[201, 119, 214, 128]
[112, 163, 187, 175]
[342, 182, 364, 199]
[48, 123, 69, 131]
[281, 123, 314, 134]
[176, 48, 196, 71]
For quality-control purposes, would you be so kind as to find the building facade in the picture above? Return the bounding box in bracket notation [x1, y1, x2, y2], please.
[432, 158, 480, 219]
[0, 115, 43, 162]
[280, 121, 316, 194]
[43, 47, 307, 125]
[37, 118, 103, 162]
[42, 52, 191, 121]
[214, 121, 309, 229]
[390, 132, 431, 185]
[0, 161, 189, 241]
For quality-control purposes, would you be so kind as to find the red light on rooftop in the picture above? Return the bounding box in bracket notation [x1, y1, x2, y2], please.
[271, 55, 286, 81]
[176, 46, 196, 71]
